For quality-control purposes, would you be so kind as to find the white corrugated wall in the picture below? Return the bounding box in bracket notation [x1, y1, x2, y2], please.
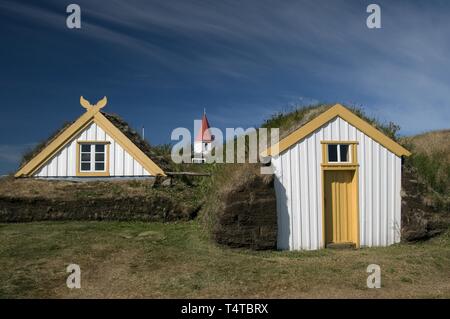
[272, 116, 402, 250]
[34, 122, 152, 177]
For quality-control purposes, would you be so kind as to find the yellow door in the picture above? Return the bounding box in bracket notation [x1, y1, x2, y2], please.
[324, 170, 357, 246]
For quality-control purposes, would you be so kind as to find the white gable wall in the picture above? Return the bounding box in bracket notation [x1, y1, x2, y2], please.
[272, 116, 402, 250]
[34, 122, 151, 177]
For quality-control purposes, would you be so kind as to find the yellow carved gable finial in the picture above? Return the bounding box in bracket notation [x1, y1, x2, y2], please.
[95, 96, 107, 109]
[80, 96, 107, 111]
[80, 96, 92, 109]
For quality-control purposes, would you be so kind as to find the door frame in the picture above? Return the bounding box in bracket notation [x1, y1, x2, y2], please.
[321, 141, 360, 248]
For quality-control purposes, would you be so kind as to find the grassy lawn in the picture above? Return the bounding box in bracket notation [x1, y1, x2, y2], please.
[0, 221, 449, 298]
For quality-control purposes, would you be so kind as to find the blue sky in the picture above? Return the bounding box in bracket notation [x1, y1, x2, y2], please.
[1, 0, 449, 174]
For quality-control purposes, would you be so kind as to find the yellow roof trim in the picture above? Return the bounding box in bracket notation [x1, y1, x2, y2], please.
[93, 112, 165, 176]
[15, 107, 99, 177]
[15, 105, 165, 177]
[262, 104, 411, 157]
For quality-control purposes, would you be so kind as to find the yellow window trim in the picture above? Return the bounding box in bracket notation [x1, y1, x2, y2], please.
[78, 141, 111, 145]
[322, 141, 358, 166]
[76, 142, 110, 177]
[320, 140, 359, 145]
[321, 165, 359, 170]
[15, 105, 165, 177]
[261, 104, 411, 157]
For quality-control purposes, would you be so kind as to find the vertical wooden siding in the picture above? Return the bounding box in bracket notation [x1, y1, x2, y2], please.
[272, 116, 402, 250]
[34, 122, 151, 177]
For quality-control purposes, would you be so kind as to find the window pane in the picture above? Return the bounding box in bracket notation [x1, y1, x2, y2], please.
[95, 153, 104, 161]
[81, 163, 90, 171]
[81, 153, 91, 161]
[340, 145, 349, 162]
[328, 145, 338, 162]
[95, 144, 105, 152]
[81, 144, 90, 152]
[95, 163, 104, 171]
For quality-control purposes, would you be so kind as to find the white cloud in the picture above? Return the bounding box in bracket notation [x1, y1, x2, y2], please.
[2, 0, 449, 134]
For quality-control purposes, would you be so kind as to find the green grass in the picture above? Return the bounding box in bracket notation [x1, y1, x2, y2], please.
[262, 103, 401, 141]
[406, 152, 450, 207]
[0, 221, 449, 298]
[402, 130, 450, 211]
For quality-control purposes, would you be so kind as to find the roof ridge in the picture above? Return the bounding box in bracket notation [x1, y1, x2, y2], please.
[262, 104, 411, 157]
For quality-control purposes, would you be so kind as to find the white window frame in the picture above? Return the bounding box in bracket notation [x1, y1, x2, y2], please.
[327, 144, 351, 163]
[79, 143, 107, 172]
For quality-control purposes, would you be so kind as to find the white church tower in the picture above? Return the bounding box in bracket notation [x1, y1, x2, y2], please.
[192, 110, 213, 163]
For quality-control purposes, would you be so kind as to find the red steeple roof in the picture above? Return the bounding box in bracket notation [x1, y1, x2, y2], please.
[195, 111, 213, 142]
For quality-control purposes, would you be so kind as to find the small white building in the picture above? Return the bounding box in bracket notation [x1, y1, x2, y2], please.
[263, 104, 411, 250]
[15, 97, 165, 178]
[192, 111, 214, 163]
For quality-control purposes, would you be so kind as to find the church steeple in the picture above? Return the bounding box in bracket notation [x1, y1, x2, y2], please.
[195, 110, 213, 142]
[193, 110, 214, 163]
